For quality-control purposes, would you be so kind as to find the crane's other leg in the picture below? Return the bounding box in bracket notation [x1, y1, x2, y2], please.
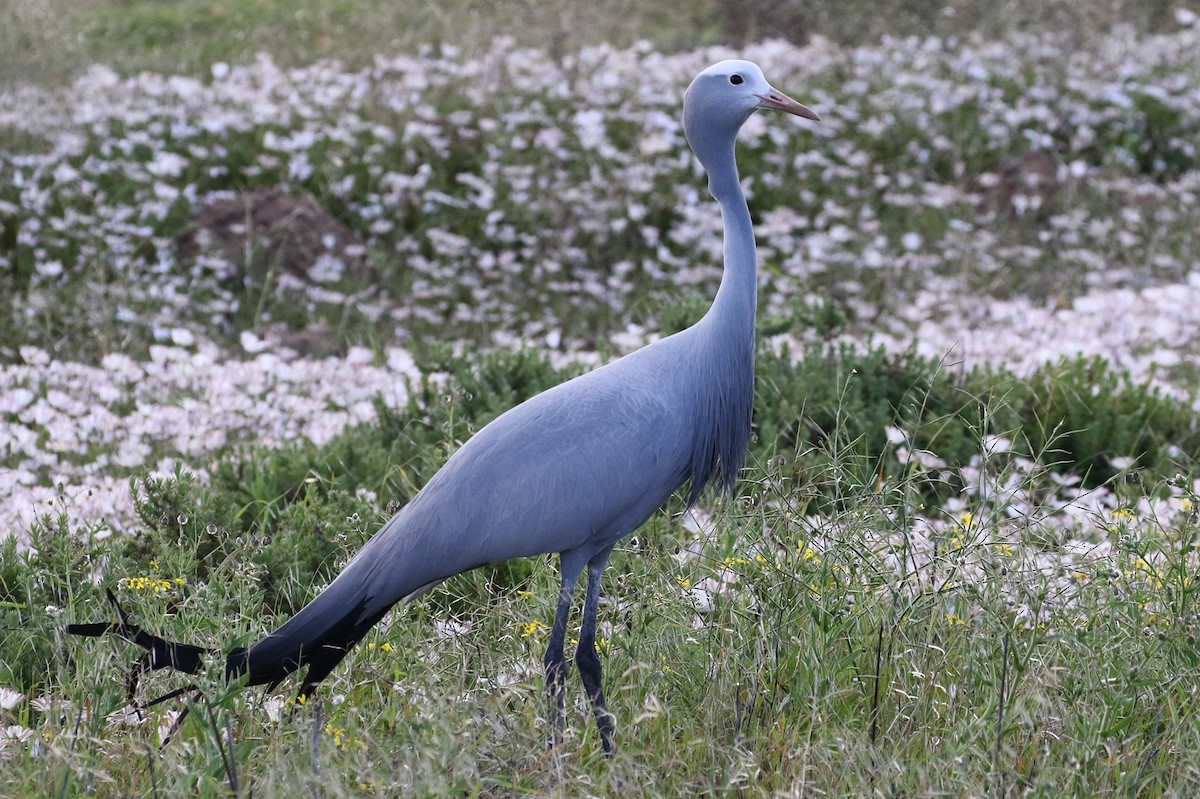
[544, 550, 588, 750]
[576, 546, 616, 754]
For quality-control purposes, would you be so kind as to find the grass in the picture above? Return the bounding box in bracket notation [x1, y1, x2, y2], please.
[3, 346, 1199, 794]
[4, 484, 1199, 796]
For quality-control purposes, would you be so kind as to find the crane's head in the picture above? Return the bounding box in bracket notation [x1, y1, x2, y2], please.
[683, 60, 818, 176]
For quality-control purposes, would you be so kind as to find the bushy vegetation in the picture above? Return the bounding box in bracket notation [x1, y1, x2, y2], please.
[4, 342, 1199, 793]
[758, 345, 1198, 500]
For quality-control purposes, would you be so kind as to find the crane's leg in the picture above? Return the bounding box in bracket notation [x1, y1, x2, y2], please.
[576, 546, 616, 754]
[544, 550, 588, 750]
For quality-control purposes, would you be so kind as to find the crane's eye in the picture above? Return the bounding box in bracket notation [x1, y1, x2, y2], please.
[729, 74, 744, 85]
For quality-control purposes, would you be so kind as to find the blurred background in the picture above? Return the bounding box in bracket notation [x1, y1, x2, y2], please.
[4, 0, 1197, 86]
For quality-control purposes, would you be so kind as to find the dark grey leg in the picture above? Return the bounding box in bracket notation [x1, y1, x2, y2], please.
[544, 550, 587, 750]
[575, 546, 616, 754]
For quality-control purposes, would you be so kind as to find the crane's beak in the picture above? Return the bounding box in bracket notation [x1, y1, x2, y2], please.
[757, 89, 820, 122]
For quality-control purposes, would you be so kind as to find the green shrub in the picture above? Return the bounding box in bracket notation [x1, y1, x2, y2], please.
[1023, 355, 1199, 486]
[754, 344, 1197, 508]
[0, 513, 99, 690]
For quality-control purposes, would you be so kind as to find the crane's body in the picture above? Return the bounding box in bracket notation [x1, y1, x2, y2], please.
[237, 298, 754, 679]
[69, 60, 818, 754]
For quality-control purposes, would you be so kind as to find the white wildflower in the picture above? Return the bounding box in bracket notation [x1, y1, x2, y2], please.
[0, 688, 24, 710]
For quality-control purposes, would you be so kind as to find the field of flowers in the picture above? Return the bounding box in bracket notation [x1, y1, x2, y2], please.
[5, 29, 1200, 534]
[2, 16, 1200, 797]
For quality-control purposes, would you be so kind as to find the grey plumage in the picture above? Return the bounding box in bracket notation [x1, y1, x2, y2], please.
[68, 59, 818, 754]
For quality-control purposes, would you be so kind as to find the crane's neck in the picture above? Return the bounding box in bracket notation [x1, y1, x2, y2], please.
[679, 137, 757, 504]
[703, 143, 757, 343]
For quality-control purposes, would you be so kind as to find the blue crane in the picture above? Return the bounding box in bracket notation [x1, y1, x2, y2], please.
[69, 60, 818, 754]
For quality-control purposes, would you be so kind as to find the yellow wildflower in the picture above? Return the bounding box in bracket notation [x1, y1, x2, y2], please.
[520, 620, 548, 638]
[1111, 508, 1136, 526]
[121, 575, 185, 592]
[323, 723, 364, 749]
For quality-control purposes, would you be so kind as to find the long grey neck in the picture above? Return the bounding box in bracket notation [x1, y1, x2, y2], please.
[680, 136, 757, 502]
[701, 147, 757, 344]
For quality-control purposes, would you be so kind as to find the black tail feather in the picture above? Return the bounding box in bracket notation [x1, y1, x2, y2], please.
[67, 588, 388, 709]
[67, 588, 215, 706]
[66, 589, 213, 675]
[293, 606, 390, 700]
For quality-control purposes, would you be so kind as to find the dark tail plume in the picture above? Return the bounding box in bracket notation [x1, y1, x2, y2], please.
[69, 509, 455, 711]
[68, 578, 400, 707]
[223, 596, 391, 700]
[66, 589, 213, 704]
